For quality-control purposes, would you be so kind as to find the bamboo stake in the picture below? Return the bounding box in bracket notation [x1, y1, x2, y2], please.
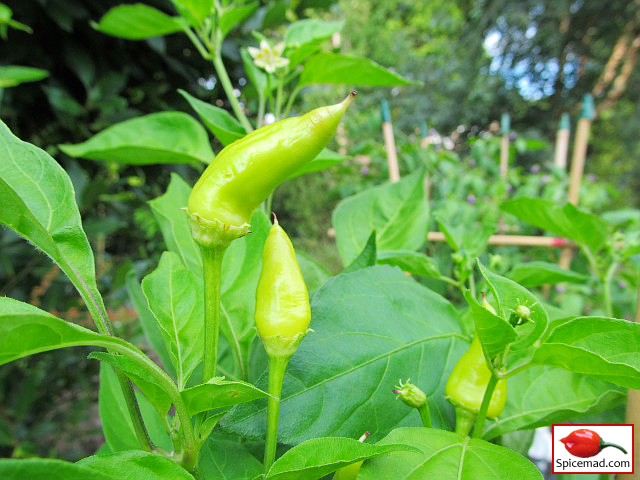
[427, 232, 572, 248]
[499, 113, 510, 178]
[420, 120, 431, 200]
[554, 113, 571, 170]
[559, 94, 595, 270]
[381, 99, 400, 183]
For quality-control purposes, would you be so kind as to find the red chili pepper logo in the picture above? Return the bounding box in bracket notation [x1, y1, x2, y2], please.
[560, 429, 628, 458]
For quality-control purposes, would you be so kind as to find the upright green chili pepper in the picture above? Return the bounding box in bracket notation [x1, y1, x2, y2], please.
[445, 295, 507, 436]
[257, 216, 311, 473]
[188, 92, 357, 249]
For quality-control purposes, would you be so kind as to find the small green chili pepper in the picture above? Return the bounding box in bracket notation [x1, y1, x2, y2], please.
[188, 92, 356, 248]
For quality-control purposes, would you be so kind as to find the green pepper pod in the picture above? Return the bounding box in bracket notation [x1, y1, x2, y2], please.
[188, 92, 356, 248]
[255, 216, 311, 358]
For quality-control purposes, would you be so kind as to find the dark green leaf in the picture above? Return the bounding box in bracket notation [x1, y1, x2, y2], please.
[507, 261, 589, 287]
[198, 435, 263, 480]
[0, 458, 116, 480]
[296, 252, 331, 298]
[265, 437, 415, 480]
[60, 112, 214, 165]
[359, 428, 542, 479]
[343, 230, 376, 273]
[333, 169, 428, 265]
[78, 450, 195, 479]
[181, 378, 269, 415]
[93, 4, 183, 40]
[377, 250, 441, 278]
[219, 2, 258, 39]
[533, 316, 640, 389]
[464, 290, 516, 361]
[299, 53, 415, 87]
[0, 65, 48, 87]
[179, 89, 246, 146]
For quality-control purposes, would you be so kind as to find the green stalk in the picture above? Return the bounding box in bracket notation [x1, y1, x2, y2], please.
[200, 245, 227, 383]
[212, 50, 253, 133]
[417, 402, 432, 428]
[602, 262, 619, 317]
[472, 372, 499, 439]
[264, 355, 289, 474]
[468, 267, 477, 299]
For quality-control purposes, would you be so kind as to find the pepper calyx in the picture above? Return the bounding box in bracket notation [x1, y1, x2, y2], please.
[185, 208, 250, 249]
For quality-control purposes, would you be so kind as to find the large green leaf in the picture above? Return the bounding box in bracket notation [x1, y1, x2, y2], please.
[264, 437, 414, 480]
[507, 261, 589, 287]
[285, 19, 344, 47]
[179, 89, 246, 146]
[181, 378, 269, 415]
[532, 316, 640, 389]
[0, 65, 48, 87]
[78, 450, 195, 479]
[223, 266, 467, 443]
[219, 2, 258, 39]
[377, 250, 441, 278]
[501, 197, 609, 254]
[99, 363, 172, 452]
[0, 120, 107, 328]
[60, 112, 214, 165]
[358, 428, 542, 479]
[170, 0, 213, 26]
[343, 230, 377, 273]
[142, 251, 203, 389]
[93, 4, 183, 40]
[198, 435, 263, 480]
[0, 459, 116, 480]
[333, 169, 428, 266]
[483, 366, 624, 439]
[296, 252, 331, 299]
[299, 53, 415, 86]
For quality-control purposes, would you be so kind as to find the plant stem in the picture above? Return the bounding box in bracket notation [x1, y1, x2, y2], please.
[201, 245, 227, 383]
[417, 402, 432, 428]
[472, 372, 499, 439]
[603, 262, 619, 317]
[212, 50, 253, 133]
[468, 268, 477, 299]
[264, 355, 289, 474]
[257, 92, 266, 128]
[282, 85, 302, 118]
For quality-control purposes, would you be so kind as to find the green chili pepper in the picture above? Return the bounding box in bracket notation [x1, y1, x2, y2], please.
[332, 432, 370, 480]
[445, 295, 507, 436]
[187, 92, 357, 248]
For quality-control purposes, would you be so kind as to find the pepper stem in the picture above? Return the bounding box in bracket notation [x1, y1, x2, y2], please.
[472, 371, 499, 439]
[201, 244, 227, 382]
[417, 402, 432, 428]
[264, 354, 290, 474]
[601, 440, 628, 455]
[454, 407, 477, 437]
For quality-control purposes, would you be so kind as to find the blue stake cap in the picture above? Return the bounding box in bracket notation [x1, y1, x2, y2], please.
[381, 99, 391, 123]
[501, 113, 510, 135]
[420, 120, 428, 138]
[559, 112, 570, 131]
[580, 94, 595, 120]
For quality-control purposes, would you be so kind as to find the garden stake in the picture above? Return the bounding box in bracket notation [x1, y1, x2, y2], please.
[381, 99, 400, 183]
[499, 113, 510, 178]
[427, 232, 571, 248]
[559, 94, 595, 271]
[554, 113, 571, 170]
[420, 120, 432, 200]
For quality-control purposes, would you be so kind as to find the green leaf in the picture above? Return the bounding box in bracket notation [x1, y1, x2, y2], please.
[483, 366, 624, 439]
[463, 290, 516, 361]
[148, 173, 202, 275]
[126, 270, 176, 378]
[285, 19, 344, 47]
[78, 450, 195, 479]
[532, 316, 640, 389]
[0, 120, 108, 329]
[198, 435, 263, 480]
[93, 4, 183, 40]
[333, 169, 428, 266]
[377, 250, 441, 278]
[219, 2, 258, 39]
[358, 428, 542, 479]
[89, 352, 173, 416]
[59, 112, 214, 165]
[343, 230, 376, 273]
[501, 198, 609, 254]
[265, 437, 415, 480]
[223, 266, 467, 443]
[299, 53, 415, 87]
[142, 251, 203, 389]
[296, 252, 331, 299]
[181, 378, 269, 415]
[0, 459, 116, 480]
[477, 261, 548, 358]
[170, 0, 213, 26]
[507, 261, 590, 287]
[0, 65, 48, 87]
[434, 214, 494, 256]
[288, 149, 349, 178]
[241, 47, 267, 94]
[179, 89, 246, 146]
[99, 363, 172, 452]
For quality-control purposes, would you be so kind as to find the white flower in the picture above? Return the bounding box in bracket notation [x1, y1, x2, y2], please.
[247, 40, 289, 74]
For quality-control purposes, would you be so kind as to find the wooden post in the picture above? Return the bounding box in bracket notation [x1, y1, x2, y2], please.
[499, 113, 510, 178]
[420, 120, 431, 199]
[559, 94, 595, 270]
[381, 99, 400, 183]
[554, 113, 571, 170]
[427, 232, 571, 247]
